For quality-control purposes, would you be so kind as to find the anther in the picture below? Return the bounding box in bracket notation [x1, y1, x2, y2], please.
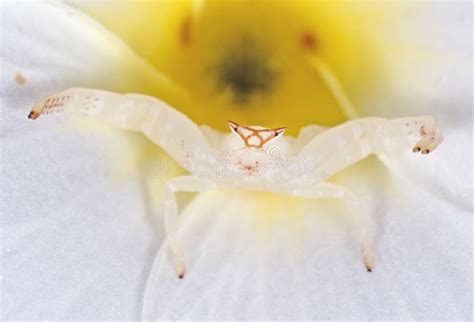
[180, 15, 192, 46]
[300, 32, 318, 52]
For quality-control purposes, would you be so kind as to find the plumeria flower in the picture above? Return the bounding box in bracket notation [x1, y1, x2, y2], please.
[2, 0, 471, 320]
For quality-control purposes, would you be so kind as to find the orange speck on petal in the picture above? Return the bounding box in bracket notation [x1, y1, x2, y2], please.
[14, 72, 26, 85]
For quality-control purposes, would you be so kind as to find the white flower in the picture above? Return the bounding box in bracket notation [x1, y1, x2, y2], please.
[1, 1, 471, 320]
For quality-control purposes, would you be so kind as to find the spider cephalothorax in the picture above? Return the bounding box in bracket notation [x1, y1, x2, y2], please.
[226, 120, 286, 178]
[29, 87, 443, 278]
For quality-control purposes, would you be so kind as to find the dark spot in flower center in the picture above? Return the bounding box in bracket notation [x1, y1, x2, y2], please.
[215, 38, 275, 103]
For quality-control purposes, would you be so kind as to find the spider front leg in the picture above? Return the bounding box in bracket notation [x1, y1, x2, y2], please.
[289, 182, 374, 272]
[388, 116, 443, 154]
[298, 116, 443, 179]
[162, 176, 217, 278]
[29, 87, 213, 173]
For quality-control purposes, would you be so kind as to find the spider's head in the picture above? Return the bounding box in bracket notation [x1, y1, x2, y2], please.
[227, 120, 285, 149]
[227, 121, 286, 177]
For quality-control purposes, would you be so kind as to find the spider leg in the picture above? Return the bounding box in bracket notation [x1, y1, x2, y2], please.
[163, 176, 217, 278]
[298, 116, 443, 180]
[289, 182, 374, 272]
[28, 87, 214, 172]
[388, 116, 443, 154]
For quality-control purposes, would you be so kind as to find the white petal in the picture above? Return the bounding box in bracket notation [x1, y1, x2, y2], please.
[1, 1, 176, 319]
[2, 1, 185, 108]
[362, 2, 472, 210]
[354, 2, 472, 118]
[143, 167, 471, 320]
[379, 125, 472, 211]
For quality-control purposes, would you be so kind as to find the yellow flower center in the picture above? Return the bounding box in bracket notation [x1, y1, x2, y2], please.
[79, 0, 400, 134]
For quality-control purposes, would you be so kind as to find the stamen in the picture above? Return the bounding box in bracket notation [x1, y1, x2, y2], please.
[180, 0, 205, 47]
[300, 32, 318, 51]
[192, 0, 205, 17]
[306, 54, 359, 119]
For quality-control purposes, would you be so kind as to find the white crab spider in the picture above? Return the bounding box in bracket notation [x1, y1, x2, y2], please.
[29, 87, 443, 278]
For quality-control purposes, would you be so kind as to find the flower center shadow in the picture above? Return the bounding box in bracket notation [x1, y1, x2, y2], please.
[213, 37, 275, 104]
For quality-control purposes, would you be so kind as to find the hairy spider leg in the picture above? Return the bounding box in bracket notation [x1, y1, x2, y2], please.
[298, 116, 443, 180]
[165, 177, 375, 277]
[28, 87, 213, 172]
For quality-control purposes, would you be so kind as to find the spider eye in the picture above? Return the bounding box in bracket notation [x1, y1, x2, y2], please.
[274, 127, 286, 137]
[228, 120, 240, 133]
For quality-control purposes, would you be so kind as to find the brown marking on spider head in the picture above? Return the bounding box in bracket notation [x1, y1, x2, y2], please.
[228, 120, 286, 149]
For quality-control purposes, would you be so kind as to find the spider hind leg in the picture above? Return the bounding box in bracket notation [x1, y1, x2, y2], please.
[291, 182, 375, 273]
[163, 176, 216, 278]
